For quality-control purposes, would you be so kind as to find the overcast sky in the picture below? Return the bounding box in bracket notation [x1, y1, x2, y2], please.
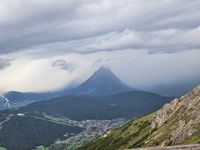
[0, 0, 200, 92]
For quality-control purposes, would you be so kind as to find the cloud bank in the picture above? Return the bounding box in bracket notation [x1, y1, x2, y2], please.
[0, 0, 200, 54]
[0, 0, 200, 92]
[0, 50, 200, 93]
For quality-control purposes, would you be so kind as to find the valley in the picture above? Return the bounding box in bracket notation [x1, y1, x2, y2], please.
[0, 111, 126, 150]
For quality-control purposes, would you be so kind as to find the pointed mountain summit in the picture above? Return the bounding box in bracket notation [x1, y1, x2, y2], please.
[68, 67, 134, 96]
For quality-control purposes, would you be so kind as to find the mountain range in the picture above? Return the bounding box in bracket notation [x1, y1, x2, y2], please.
[19, 91, 172, 121]
[0, 86, 173, 150]
[1, 67, 199, 110]
[0, 67, 135, 109]
[17, 67, 172, 121]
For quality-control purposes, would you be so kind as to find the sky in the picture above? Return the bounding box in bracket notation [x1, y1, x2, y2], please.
[0, 0, 200, 93]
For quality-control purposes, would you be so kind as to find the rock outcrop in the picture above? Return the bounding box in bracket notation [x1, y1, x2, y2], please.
[152, 85, 200, 144]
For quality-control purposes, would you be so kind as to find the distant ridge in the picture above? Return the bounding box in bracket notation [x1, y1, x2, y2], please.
[19, 90, 172, 121]
[68, 67, 134, 96]
[0, 67, 134, 109]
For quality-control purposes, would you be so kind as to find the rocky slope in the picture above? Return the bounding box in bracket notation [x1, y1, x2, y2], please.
[80, 85, 200, 150]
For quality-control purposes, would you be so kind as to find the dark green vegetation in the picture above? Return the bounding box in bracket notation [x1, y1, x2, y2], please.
[19, 91, 172, 121]
[80, 85, 200, 150]
[0, 114, 83, 150]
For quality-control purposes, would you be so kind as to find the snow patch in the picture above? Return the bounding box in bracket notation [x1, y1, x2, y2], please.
[0, 94, 11, 108]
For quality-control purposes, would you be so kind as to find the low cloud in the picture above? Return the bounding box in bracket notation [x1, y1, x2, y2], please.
[52, 59, 78, 73]
[0, 49, 200, 93]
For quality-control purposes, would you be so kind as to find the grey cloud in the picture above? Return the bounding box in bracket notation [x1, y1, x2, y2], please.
[29, 27, 200, 54]
[0, 0, 200, 54]
[52, 59, 78, 73]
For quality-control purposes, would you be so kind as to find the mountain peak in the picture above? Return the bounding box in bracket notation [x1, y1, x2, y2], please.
[91, 67, 118, 80]
[95, 67, 112, 74]
[68, 67, 133, 96]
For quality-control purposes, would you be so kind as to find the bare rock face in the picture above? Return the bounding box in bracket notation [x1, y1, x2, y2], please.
[170, 119, 198, 143]
[152, 98, 180, 128]
[151, 85, 200, 144]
